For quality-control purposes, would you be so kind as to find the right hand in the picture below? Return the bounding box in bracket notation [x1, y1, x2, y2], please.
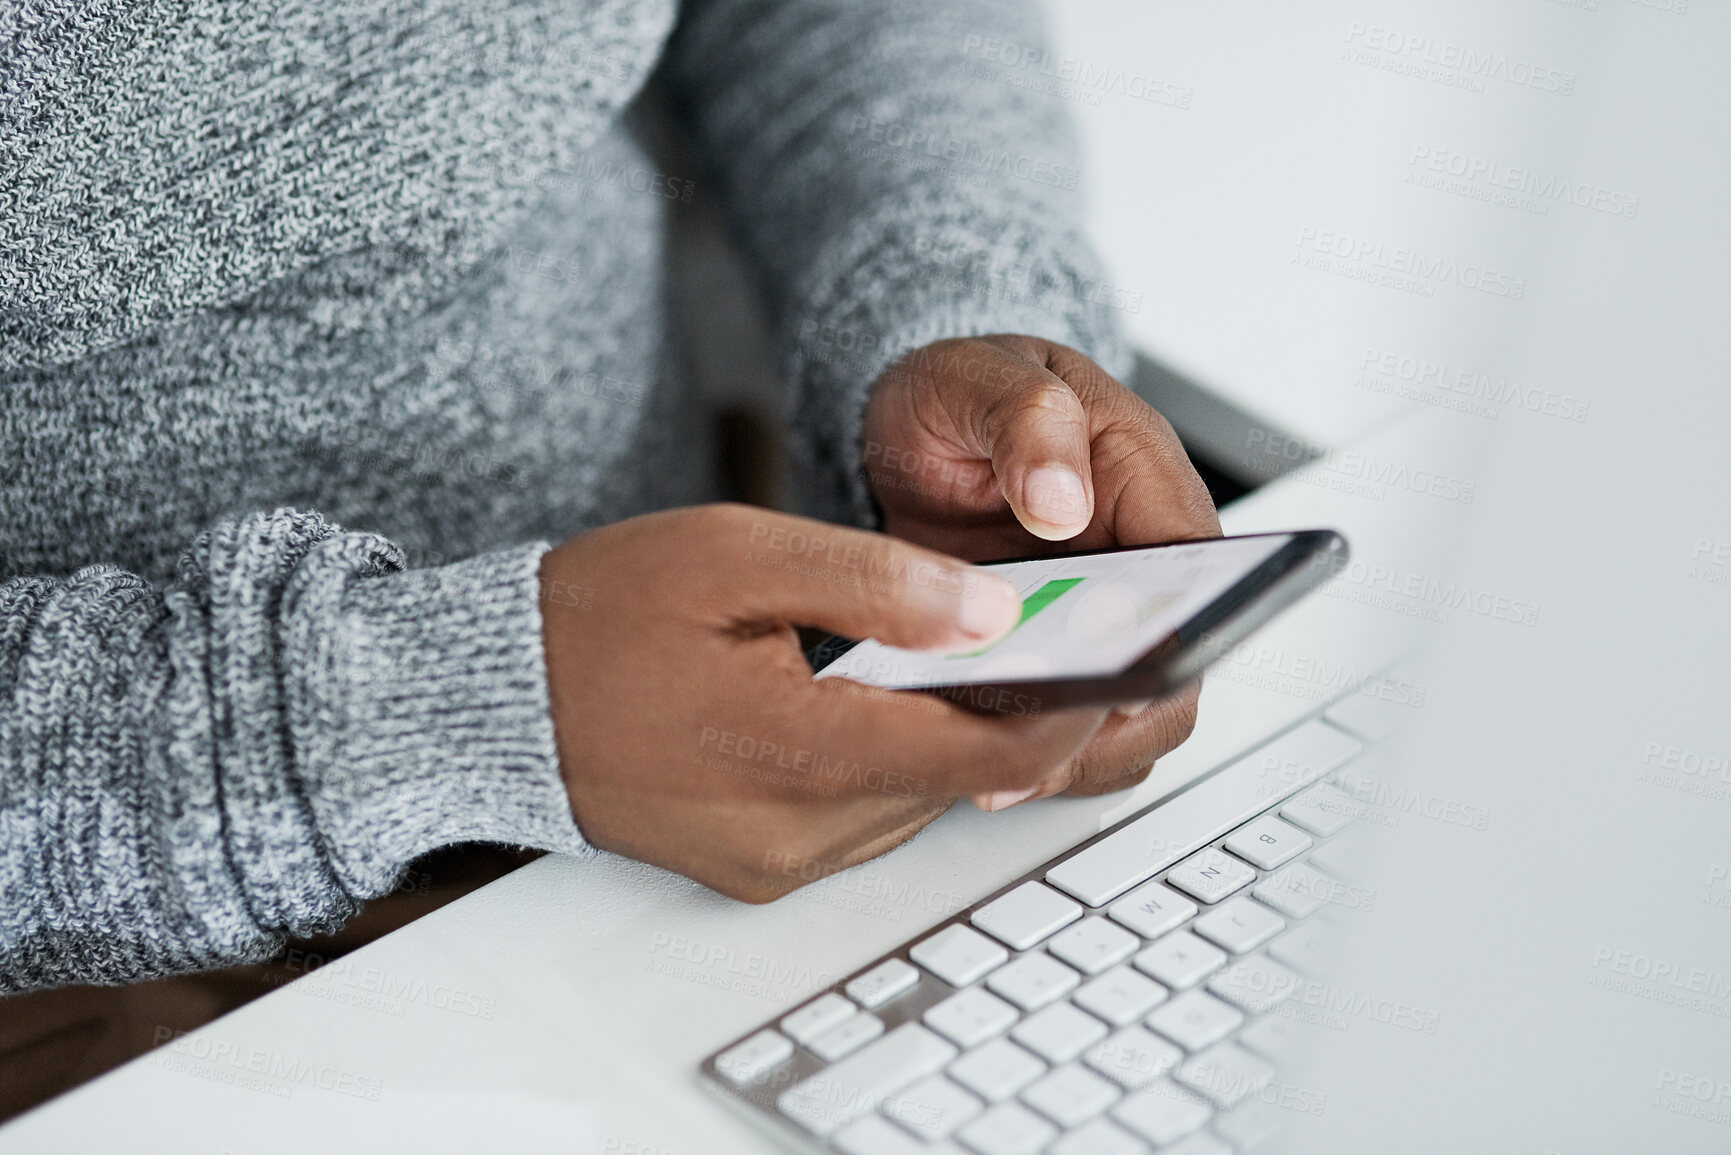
[537, 504, 1108, 902]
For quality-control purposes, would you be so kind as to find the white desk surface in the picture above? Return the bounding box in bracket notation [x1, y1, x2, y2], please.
[0, 409, 1473, 1154]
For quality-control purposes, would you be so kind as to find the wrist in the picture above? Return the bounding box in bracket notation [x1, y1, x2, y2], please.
[290, 542, 592, 899]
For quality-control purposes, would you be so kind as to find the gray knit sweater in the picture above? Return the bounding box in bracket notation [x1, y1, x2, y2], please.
[0, 0, 1124, 991]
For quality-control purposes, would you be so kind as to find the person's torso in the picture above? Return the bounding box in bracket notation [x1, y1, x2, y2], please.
[1, 0, 704, 581]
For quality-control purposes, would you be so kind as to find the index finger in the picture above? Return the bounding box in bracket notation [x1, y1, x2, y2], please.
[763, 650, 1106, 803]
[1048, 344, 1222, 548]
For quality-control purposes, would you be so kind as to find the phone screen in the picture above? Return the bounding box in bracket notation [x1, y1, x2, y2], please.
[813, 533, 1294, 689]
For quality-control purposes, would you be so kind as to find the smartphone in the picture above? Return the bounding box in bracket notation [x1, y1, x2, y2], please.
[808, 530, 1348, 713]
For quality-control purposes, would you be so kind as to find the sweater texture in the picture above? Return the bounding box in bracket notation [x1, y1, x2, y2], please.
[0, 0, 1124, 991]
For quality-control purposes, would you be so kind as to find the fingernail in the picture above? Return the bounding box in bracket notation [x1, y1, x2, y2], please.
[957, 572, 1022, 640]
[1114, 698, 1155, 717]
[1023, 467, 1089, 530]
[977, 785, 1042, 812]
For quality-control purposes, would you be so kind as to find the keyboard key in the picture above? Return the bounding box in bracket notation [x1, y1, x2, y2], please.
[986, 952, 1081, 1011]
[1106, 881, 1198, 941]
[1252, 861, 1333, 918]
[1267, 918, 1334, 971]
[778, 1023, 957, 1136]
[1308, 826, 1374, 879]
[882, 1074, 983, 1140]
[1146, 990, 1244, 1052]
[1011, 1002, 1109, 1064]
[1073, 966, 1168, 1027]
[925, 987, 1020, 1048]
[1159, 1132, 1231, 1155]
[1192, 896, 1286, 954]
[1165, 848, 1257, 905]
[955, 1101, 1057, 1155]
[834, 1114, 939, 1155]
[1175, 1042, 1275, 1108]
[1214, 1098, 1285, 1151]
[947, 1038, 1046, 1102]
[1132, 931, 1227, 990]
[1279, 783, 1357, 837]
[1223, 815, 1313, 869]
[1048, 918, 1141, 975]
[848, 958, 920, 1009]
[1021, 1063, 1121, 1127]
[912, 924, 1010, 987]
[810, 1012, 885, 1061]
[714, 1029, 793, 1085]
[1046, 722, 1361, 906]
[1207, 954, 1303, 1014]
[1110, 1081, 1213, 1146]
[1083, 1026, 1181, 1090]
[1048, 1118, 1149, 1155]
[782, 992, 857, 1046]
[973, 882, 1083, 950]
[1239, 1014, 1316, 1065]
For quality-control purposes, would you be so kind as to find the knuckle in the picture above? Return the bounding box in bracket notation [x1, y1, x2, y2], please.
[1015, 379, 1084, 421]
[1060, 751, 1093, 789]
[1072, 761, 1155, 798]
[1153, 691, 1201, 751]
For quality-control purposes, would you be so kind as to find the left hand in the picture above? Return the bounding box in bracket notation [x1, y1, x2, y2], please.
[861, 334, 1222, 811]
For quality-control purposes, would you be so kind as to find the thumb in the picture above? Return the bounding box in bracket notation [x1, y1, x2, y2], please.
[726, 511, 1024, 652]
[958, 347, 1096, 540]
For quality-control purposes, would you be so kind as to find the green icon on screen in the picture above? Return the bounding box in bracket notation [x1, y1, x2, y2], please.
[950, 577, 1084, 658]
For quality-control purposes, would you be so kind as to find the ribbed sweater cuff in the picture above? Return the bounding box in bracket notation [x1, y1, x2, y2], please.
[785, 199, 1130, 529]
[295, 542, 589, 899]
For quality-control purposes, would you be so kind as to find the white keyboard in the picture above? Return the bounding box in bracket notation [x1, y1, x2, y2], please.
[701, 691, 1399, 1154]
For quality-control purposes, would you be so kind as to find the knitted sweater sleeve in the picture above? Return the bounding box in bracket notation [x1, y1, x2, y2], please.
[0, 510, 586, 992]
[660, 0, 1130, 526]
